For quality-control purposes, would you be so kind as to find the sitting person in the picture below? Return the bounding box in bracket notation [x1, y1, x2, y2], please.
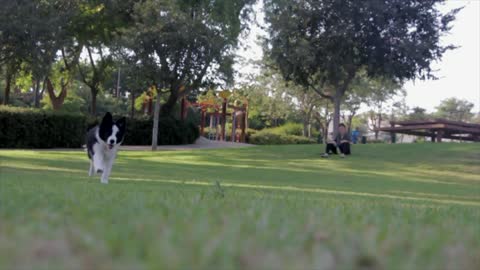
[321, 124, 351, 158]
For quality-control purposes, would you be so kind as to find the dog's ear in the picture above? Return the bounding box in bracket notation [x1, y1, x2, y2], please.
[100, 112, 113, 127]
[116, 117, 126, 130]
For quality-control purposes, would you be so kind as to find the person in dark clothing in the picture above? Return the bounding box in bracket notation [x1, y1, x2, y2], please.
[321, 124, 351, 158]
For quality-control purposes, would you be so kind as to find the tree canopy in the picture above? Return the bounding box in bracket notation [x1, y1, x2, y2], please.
[264, 0, 461, 134]
[435, 97, 474, 122]
[117, 0, 254, 116]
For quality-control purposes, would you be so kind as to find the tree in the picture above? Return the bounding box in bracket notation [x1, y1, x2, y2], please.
[249, 65, 322, 136]
[239, 71, 297, 129]
[407, 107, 431, 121]
[313, 99, 334, 141]
[44, 61, 76, 111]
[341, 92, 364, 133]
[118, 0, 254, 117]
[0, 0, 77, 108]
[264, 0, 461, 135]
[340, 72, 380, 132]
[0, 0, 30, 105]
[472, 113, 480, 124]
[435, 97, 474, 122]
[365, 78, 404, 139]
[68, 1, 132, 115]
[293, 87, 322, 137]
[115, 62, 152, 118]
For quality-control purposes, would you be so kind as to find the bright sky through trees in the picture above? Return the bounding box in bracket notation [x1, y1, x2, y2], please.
[235, 0, 480, 113]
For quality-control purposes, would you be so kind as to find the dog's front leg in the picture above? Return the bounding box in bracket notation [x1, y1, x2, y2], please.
[93, 154, 104, 174]
[88, 160, 95, 177]
[100, 158, 115, 184]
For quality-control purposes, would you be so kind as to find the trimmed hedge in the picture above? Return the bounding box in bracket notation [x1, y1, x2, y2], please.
[0, 107, 87, 148]
[0, 106, 199, 148]
[248, 123, 316, 145]
[249, 132, 316, 145]
[269, 122, 304, 136]
[123, 116, 199, 146]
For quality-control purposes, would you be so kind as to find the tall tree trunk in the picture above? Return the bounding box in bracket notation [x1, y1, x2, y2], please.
[325, 118, 332, 140]
[45, 78, 67, 111]
[160, 89, 178, 116]
[3, 71, 12, 105]
[91, 90, 98, 116]
[130, 91, 135, 118]
[374, 113, 382, 140]
[116, 68, 121, 98]
[332, 93, 342, 136]
[33, 81, 41, 108]
[302, 121, 309, 137]
[152, 89, 161, 150]
[347, 113, 355, 133]
[332, 70, 355, 136]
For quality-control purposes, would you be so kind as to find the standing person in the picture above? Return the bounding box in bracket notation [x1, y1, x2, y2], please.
[321, 124, 351, 158]
[351, 127, 360, 144]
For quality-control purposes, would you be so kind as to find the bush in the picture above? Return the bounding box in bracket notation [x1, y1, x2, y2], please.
[249, 131, 316, 145]
[91, 116, 199, 146]
[0, 106, 87, 148]
[270, 122, 304, 136]
[211, 127, 257, 143]
[0, 106, 200, 148]
[247, 123, 315, 145]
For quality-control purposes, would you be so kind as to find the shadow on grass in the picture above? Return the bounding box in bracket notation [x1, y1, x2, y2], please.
[2, 144, 480, 208]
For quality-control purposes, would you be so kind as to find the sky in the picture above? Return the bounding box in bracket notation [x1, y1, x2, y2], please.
[234, 0, 480, 113]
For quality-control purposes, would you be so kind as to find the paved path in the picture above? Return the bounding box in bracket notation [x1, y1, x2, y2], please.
[1, 137, 255, 151]
[122, 137, 255, 151]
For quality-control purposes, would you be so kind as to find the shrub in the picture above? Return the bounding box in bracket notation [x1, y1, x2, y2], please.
[0, 106, 200, 148]
[270, 122, 304, 136]
[249, 131, 316, 145]
[248, 123, 315, 145]
[0, 106, 86, 148]
[122, 116, 199, 146]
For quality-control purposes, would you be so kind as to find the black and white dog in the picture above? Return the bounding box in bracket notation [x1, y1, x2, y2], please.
[86, 112, 126, 184]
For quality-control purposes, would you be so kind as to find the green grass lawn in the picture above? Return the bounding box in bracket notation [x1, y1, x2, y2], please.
[1, 143, 479, 269]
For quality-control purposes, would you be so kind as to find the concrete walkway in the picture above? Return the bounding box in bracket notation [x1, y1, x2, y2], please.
[1, 137, 255, 152]
[122, 137, 255, 151]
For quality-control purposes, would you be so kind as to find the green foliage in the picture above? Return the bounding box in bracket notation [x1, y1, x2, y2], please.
[249, 124, 315, 145]
[13, 66, 33, 92]
[118, 0, 254, 115]
[249, 132, 316, 145]
[264, 0, 460, 84]
[434, 97, 474, 122]
[42, 93, 87, 114]
[0, 106, 200, 148]
[350, 115, 369, 134]
[90, 115, 200, 146]
[96, 94, 130, 116]
[0, 106, 86, 148]
[268, 122, 304, 136]
[406, 106, 431, 121]
[238, 71, 298, 129]
[264, 0, 461, 135]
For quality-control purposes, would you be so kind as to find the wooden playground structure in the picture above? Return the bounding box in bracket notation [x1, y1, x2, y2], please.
[377, 119, 480, 143]
[180, 90, 249, 143]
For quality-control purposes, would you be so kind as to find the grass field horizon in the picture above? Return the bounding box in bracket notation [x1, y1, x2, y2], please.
[1, 143, 479, 269]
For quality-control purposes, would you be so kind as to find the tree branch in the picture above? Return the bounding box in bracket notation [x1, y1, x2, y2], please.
[307, 76, 332, 100]
[86, 46, 98, 74]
